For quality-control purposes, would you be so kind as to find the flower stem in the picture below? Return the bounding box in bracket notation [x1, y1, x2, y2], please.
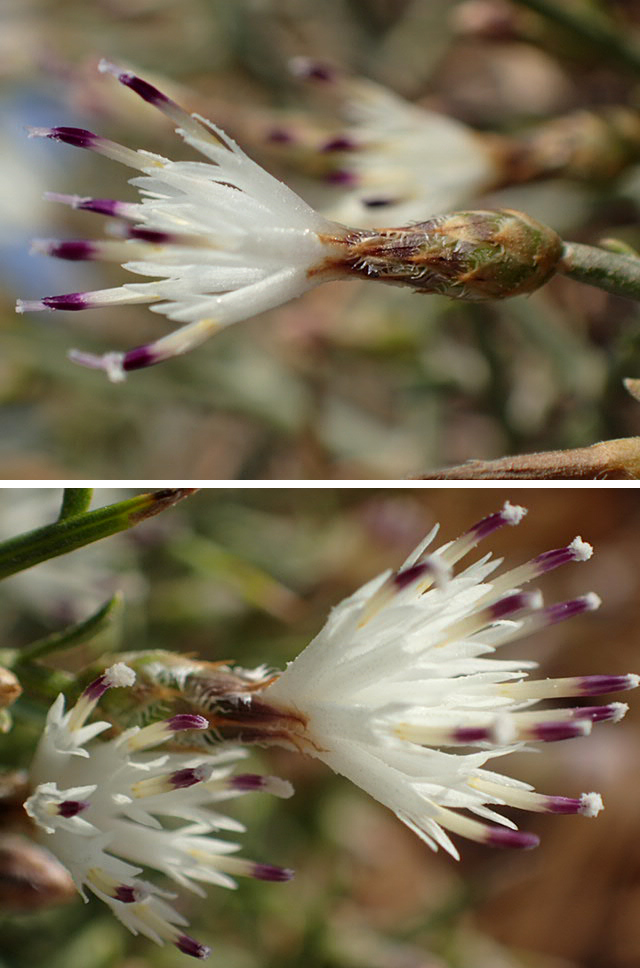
[58, 488, 94, 520]
[0, 489, 198, 581]
[559, 242, 640, 301]
[419, 438, 640, 480]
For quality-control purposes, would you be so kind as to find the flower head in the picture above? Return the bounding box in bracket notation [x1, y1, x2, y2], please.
[280, 58, 498, 227]
[24, 662, 293, 959]
[256, 502, 637, 858]
[17, 59, 346, 382]
[17, 61, 562, 380]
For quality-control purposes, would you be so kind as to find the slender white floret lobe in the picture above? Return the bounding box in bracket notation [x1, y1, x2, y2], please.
[257, 503, 636, 858]
[24, 664, 293, 959]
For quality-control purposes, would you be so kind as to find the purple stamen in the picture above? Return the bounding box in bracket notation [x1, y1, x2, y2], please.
[37, 240, 99, 261]
[122, 345, 162, 372]
[326, 169, 357, 185]
[45, 194, 136, 219]
[532, 547, 579, 573]
[464, 503, 526, 544]
[531, 721, 589, 742]
[167, 714, 209, 732]
[291, 59, 336, 83]
[230, 774, 268, 791]
[31, 126, 100, 150]
[452, 726, 493, 743]
[41, 292, 91, 311]
[321, 135, 357, 152]
[486, 827, 540, 849]
[393, 560, 439, 591]
[176, 935, 211, 959]
[543, 594, 600, 625]
[115, 71, 171, 108]
[265, 127, 295, 144]
[543, 795, 584, 814]
[363, 196, 395, 208]
[127, 226, 174, 244]
[578, 674, 639, 696]
[58, 799, 91, 818]
[573, 703, 625, 723]
[251, 863, 294, 882]
[114, 885, 138, 903]
[488, 591, 539, 621]
[170, 766, 209, 789]
[83, 673, 112, 701]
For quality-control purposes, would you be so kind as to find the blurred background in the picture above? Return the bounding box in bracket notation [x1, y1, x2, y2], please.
[3, 0, 640, 478]
[1, 486, 639, 967]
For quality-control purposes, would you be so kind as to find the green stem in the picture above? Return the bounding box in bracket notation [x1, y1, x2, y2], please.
[513, 0, 640, 74]
[58, 488, 94, 520]
[559, 242, 640, 300]
[0, 489, 197, 581]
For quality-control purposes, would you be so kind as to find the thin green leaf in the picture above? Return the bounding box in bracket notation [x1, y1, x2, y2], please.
[18, 593, 123, 661]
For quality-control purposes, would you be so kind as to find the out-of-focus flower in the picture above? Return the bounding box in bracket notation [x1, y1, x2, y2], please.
[247, 502, 637, 859]
[16, 61, 562, 381]
[23, 663, 293, 959]
[272, 57, 498, 227]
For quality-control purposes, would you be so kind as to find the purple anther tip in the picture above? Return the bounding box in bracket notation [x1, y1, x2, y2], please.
[170, 767, 205, 789]
[127, 226, 173, 244]
[544, 796, 582, 815]
[544, 598, 592, 625]
[122, 345, 160, 371]
[48, 126, 100, 149]
[574, 704, 617, 723]
[47, 241, 97, 261]
[42, 292, 90, 311]
[266, 127, 295, 144]
[79, 197, 126, 217]
[291, 59, 336, 83]
[532, 548, 574, 573]
[176, 935, 211, 959]
[252, 863, 294, 882]
[363, 196, 395, 208]
[117, 72, 170, 107]
[321, 136, 356, 152]
[168, 714, 209, 731]
[533, 721, 587, 742]
[58, 799, 91, 818]
[83, 673, 110, 700]
[393, 561, 434, 591]
[489, 592, 535, 621]
[326, 169, 357, 185]
[487, 827, 540, 850]
[466, 504, 526, 544]
[114, 885, 138, 903]
[579, 674, 639, 696]
[452, 726, 492, 744]
[231, 774, 266, 791]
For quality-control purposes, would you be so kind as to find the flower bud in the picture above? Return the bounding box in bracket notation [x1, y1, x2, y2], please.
[0, 834, 76, 911]
[324, 208, 563, 300]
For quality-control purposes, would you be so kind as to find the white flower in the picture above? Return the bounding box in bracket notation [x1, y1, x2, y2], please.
[24, 662, 293, 959]
[258, 502, 637, 859]
[16, 60, 348, 382]
[282, 58, 498, 227]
